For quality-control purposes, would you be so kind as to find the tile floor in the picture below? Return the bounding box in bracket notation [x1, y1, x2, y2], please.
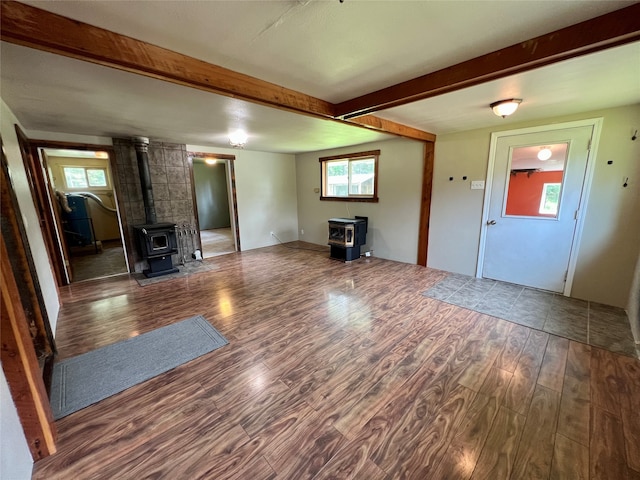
[71, 241, 128, 282]
[423, 272, 638, 357]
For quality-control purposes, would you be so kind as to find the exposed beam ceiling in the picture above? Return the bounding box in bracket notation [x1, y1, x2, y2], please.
[0, 0, 640, 151]
[335, 3, 640, 119]
[0, 1, 435, 143]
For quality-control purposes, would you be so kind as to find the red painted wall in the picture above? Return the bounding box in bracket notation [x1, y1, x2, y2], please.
[505, 170, 564, 217]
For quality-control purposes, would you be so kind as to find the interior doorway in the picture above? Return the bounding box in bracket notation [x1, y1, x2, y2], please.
[40, 148, 129, 283]
[190, 154, 239, 258]
[478, 119, 601, 294]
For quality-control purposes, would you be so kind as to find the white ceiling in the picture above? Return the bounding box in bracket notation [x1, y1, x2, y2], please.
[2, 0, 639, 153]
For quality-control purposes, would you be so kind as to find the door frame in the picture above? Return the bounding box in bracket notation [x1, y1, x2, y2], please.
[188, 152, 241, 254]
[20, 135, 129, 285]
[476, 118, 603, 296]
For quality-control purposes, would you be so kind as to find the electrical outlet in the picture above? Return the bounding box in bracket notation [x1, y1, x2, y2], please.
[471, 180, 485, 190]
[270, 231, 274, 236]
[300, 229, 304, 235]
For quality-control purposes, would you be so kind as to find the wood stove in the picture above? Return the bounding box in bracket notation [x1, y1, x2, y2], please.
[133, 223, 179, 277]
[328, 217, 367, 261]
[131, 137, 180, 277]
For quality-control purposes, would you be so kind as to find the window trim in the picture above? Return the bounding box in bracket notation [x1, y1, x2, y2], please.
[538, 182, 562, 216]
[319, 150, 380, 202]
[62, 165, 110, 190]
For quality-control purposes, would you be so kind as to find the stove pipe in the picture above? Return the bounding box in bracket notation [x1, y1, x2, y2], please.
[133, 136, 157, 224]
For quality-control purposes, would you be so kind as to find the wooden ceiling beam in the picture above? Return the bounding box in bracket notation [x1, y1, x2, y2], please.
[335, 3, 640, 119]
[0, 1, 434, 143]
[349, 115, 436, 142]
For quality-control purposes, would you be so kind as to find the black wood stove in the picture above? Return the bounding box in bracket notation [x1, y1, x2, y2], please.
[131, 137, 179, 277]
[133, 223, 179, 277]
[327, 217, 368, 261]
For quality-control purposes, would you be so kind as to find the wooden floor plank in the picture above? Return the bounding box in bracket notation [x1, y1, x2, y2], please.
[511, 384, 561, 479]
[494, 323, 530, 373]
[616, 354, 640, 472]
[591, 346, 623, 416]
[537, 335, 569, 392]
[550, 433, 589, 480]
[29, 245, 638, 479]
[591, 406, 630, 480]
[431, 367, 512, 479]
[502, 330, 549, 416]
[311, 417, 391, 479]
[565, 340, 592, 381]
[470, 406, 526, 480]
[557, 374, 590, 447]
[263, 411, 347, 479]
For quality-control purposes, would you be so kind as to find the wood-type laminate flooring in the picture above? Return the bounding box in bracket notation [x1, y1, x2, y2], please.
[201, 227, 236, 258]
[34, 243, 640, 479]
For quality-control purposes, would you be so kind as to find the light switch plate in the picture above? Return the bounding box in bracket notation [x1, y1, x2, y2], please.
[471, 180, 485, 190]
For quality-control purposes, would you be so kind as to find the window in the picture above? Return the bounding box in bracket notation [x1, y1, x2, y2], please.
[539, 183, 561, 215]
[319, 150, 379, 202]
[63, 167, 108, 189]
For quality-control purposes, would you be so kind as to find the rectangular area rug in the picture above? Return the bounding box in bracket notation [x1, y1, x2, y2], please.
[50, 315, 228, 419]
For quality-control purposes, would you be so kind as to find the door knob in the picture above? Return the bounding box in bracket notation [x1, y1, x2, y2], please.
[486, 220, 497, 225]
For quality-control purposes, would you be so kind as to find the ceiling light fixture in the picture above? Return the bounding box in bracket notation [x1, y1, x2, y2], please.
[205, 158, 217, 165]
[229, 130, 248, 148]
[537, 147, 552, 161]
[490, 98, 522, 118]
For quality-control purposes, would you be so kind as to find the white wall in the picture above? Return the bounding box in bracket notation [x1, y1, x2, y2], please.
[1, 101, 114, 477]
[0, 99, 50, 480]
[187, 145, 298, 250]
[296, 138, 424, 264]
[1, 370, 33, 480]
[429, 104, 640, 308]
[1, 100, 61, 329]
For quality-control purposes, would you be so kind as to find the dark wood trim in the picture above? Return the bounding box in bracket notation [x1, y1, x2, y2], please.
[188, 151, 241, 252]
[417, 142, 434, 267]
[186, 155, 202, 251]
[189, 152, 237, 162]
[23, 138, 130, 282]
[320, 150, 380, 203]
[28, 139, 115, 151]
[349, 116, 436, 143]
[1, 143, 57, 459]
[319, 196, 380, 203]
[0, 1, 332, 118]
[335, 4, 640, 118]
[0, 1, 434, 144]
[318, 150, 381, 162]
[1, 236, 57, 460]
[15, 126, 68, 286]
[2, 135, 56, 360]
[37, 148, 73, 284]
[228, 160, 241, 252]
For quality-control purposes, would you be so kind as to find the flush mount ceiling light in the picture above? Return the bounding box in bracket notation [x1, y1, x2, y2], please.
[490, 98, 522, 118]
[205, 158, 217, 165]
[537, 147, 552, 161]
[229, 130, 248, 148]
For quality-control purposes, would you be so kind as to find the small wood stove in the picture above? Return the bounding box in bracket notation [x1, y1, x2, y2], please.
[328, 217, 368, 261]
[131, 137, 180, 277]
[133, 223, 179, 277]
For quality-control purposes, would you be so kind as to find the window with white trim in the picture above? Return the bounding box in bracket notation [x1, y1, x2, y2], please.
[63, 166, 108, 189]
[539, 183, 561, 215]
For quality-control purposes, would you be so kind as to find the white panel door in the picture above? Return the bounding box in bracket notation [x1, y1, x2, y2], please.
[482, 125, 593, 292]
